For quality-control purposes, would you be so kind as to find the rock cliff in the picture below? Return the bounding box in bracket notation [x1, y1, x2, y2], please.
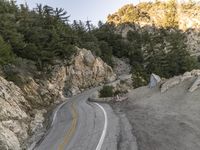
[65, 48, 116, 96]
[0, 47, 116, 150]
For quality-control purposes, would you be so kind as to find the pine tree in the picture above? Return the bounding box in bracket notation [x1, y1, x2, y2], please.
[0, 36, 14, 65]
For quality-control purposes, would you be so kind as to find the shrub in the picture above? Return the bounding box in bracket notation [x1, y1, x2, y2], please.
[99, 85, 114, 98]
[132, 72, 148, 88]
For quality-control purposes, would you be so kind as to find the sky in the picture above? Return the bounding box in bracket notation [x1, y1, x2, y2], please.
[16, 0, 139, 25]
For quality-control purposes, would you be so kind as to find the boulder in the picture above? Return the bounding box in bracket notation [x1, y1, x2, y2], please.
[149, 73, 161, 88]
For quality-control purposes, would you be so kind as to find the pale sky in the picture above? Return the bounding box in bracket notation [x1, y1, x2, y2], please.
[16, 0, 139, 24]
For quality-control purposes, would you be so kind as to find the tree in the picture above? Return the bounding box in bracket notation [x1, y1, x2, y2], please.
[99, 41, 113, 66]
[0, 36, 14, 65]
[165, 30, 196, 76]
[54, 8, 70, 23]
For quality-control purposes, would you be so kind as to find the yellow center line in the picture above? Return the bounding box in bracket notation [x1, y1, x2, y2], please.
[58, 102, 78, 150]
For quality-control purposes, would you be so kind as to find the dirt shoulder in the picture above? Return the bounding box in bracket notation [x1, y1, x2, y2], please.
[111, 77, 200, 150]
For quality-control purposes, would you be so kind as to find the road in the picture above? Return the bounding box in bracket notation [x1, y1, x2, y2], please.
[35, 88, 120, 150]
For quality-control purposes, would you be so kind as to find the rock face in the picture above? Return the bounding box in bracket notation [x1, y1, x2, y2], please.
[65, 48, 116, 96]
[0, 76, 29, 150]
[0, 47, 116, 149]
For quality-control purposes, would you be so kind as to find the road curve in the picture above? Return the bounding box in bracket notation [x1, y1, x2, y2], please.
[35, 88, 119, 150]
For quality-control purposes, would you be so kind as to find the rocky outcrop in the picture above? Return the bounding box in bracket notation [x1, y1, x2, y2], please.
[65, 48, 116, 96]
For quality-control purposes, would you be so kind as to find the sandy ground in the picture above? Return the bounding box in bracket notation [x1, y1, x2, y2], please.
[112, 77, 200, 150]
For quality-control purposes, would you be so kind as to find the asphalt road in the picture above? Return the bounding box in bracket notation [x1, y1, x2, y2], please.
[35, 88, 120, 150]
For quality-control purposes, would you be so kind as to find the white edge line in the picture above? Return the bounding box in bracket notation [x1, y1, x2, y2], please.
[51, 101, 68, 126]
[95, 103, 108, 150]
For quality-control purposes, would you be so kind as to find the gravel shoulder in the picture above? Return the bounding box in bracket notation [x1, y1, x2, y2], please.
[111, 77, 200, 150]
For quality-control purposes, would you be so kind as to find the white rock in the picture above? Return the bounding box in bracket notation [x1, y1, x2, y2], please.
[149, 73, 161, 88]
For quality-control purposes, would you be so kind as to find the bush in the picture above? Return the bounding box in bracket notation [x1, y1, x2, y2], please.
[99, 85, 114, 98]
[132, 72, 148, 88]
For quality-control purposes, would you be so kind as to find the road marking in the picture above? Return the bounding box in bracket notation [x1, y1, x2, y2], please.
[58, 102, 78, 150]
[95, 103, 108, 150]
[52, 101, 68, 126]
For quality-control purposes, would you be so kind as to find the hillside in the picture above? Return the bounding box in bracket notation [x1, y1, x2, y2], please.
[107, 1, 200, 56]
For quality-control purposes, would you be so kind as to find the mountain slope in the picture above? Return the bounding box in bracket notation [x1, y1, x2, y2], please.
[107, 2, 200, 56]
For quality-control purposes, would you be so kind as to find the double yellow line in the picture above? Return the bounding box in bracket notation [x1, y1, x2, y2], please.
[58, 102, 78, 150]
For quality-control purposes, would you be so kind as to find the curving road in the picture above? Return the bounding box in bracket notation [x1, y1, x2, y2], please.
[35, 88, 120, 150]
